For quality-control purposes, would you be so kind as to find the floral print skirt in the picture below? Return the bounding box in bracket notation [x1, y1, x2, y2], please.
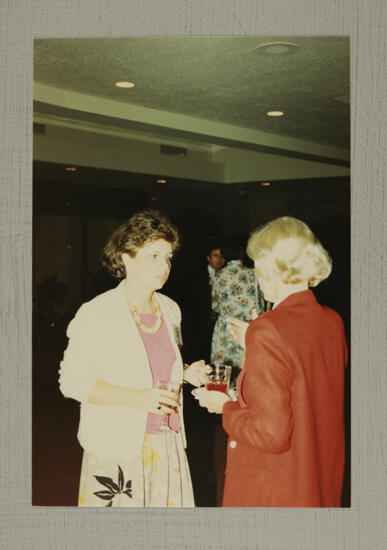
[78, 431, 195, 507]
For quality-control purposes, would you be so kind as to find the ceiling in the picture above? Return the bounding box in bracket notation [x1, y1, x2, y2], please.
[34, 37, 349, 147]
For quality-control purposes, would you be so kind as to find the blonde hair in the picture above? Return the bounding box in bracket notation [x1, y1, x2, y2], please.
[247, 216, 332, 287]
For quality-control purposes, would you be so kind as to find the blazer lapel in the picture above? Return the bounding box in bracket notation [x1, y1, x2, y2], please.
[115, 280, 153, 387]
[154, 292, 183, 382]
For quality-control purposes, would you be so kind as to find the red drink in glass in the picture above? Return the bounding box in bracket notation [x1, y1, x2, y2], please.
[205, 364, 232, 394]
[205, 380, 229, 393]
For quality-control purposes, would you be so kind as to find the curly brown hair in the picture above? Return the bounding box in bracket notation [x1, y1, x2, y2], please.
[102, 209, 181, 278]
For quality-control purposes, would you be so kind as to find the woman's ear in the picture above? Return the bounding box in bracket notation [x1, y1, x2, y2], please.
[121, 252, 132, 273]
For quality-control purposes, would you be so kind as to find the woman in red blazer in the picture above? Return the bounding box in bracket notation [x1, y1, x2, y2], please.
[195, 216, 347, 507]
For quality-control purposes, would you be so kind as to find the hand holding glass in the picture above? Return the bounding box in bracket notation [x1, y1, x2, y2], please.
[156, 380, 181, 432]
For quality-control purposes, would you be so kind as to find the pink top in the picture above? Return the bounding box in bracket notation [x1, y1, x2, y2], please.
[136, 312, 181, 433]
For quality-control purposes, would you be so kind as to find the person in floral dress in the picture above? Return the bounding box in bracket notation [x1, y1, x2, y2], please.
[210, 246, 265, 376]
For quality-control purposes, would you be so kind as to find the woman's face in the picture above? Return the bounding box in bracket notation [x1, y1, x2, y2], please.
[123, 239, 173, 291]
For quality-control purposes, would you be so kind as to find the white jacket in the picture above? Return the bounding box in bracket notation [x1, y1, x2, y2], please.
[59, 280, 186, 459]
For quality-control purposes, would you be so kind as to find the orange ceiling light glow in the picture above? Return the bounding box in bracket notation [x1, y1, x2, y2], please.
[156, 179, 167, 184]
[65, 167, 77, 171]
[260, 182, 271, 187]
[115, 81, 136, 88]
[266, 110, 284, 117]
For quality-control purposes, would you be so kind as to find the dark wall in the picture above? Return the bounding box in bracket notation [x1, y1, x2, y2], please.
[33, 163, 350, 339]
[33, 165, 350, 332]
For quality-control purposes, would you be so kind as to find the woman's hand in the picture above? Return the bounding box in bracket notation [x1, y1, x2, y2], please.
[226, 317, 249, 348]
[192, 387, 231, 414]
[183, 360, 213, 387]
[226, 308, 257, 348]
[134, 388, 180, 415]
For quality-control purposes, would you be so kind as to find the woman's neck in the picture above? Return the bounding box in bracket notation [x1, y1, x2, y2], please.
[273, 281, 309, 307]
[124, 278, 156, 314]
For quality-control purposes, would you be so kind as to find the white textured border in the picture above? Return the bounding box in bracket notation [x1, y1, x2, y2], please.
[1, 1, 386, 548]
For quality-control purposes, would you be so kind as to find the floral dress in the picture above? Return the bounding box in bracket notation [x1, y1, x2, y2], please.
[210, 260, 265, 370]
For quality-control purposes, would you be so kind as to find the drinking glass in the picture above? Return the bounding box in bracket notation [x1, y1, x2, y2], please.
[156, 380, 181, 432]
[205, 364, 232, 393]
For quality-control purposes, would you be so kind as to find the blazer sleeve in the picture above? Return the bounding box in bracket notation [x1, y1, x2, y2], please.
[222, 317, 294, 454]
[160, 293, 181, 326]
[174, 298, 182, 325]
[58, 303, 101, 403]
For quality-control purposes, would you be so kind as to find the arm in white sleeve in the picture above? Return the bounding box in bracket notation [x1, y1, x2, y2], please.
[58, 304, 100, 403]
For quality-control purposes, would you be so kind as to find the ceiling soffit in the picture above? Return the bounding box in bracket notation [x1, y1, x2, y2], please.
[33, 36, 350, 153]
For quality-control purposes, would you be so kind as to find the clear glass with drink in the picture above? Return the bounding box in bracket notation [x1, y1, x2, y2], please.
[156, 380, 181, 432]
[205, 364, 232, 394]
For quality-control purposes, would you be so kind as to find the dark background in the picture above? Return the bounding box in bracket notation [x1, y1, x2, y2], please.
[32, 160, 350, 506]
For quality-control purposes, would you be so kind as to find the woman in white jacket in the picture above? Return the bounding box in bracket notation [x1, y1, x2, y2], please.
[59, 209, 210, 507]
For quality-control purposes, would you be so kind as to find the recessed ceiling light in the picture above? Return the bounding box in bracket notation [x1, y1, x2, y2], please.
[65, 167, 77, 171]
[261, 182, 271, 187]
[254, 42, 299, 55]
[156, 179, 167, 184]
[266, 110, 284, 117]
[115, 81, 135, 89]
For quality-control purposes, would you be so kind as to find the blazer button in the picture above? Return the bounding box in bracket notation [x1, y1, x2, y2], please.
[229, 440, 237, 449]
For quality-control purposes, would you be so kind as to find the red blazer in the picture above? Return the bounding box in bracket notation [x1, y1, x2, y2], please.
[222, 290, 347, 507]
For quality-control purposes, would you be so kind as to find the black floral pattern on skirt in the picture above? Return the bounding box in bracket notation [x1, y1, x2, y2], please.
[94, 464, 133, 507]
